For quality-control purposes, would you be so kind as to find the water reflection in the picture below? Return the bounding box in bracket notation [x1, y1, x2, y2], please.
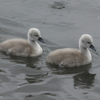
[0, 48, 50, 87]
[25, 73, 49, 84]
[73, 71, 96, 89]
[0, 51, 44, 69]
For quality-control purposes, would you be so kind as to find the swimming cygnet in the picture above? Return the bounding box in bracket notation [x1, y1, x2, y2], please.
[0, 28, 45, 57]
[46, 34, 96, 67]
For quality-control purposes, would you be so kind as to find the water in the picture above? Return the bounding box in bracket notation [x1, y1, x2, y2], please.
[0, 0, 100, 100]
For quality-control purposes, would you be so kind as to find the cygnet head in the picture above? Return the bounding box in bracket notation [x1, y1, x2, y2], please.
[28, 28, 45, 43]
[79, 34, 96, 51]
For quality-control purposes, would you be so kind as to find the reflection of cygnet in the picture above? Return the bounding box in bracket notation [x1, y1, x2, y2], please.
[0, 28, 45, 57]
[46, 34, 96, 67]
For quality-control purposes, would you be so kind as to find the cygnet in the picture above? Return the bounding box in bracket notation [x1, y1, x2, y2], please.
[46, 34, 96, 67]
[0, 28, 45, 57]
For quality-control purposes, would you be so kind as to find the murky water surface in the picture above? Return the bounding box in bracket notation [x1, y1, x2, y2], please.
[0, 0, 100, 100]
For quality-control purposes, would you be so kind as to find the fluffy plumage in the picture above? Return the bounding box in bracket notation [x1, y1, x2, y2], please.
[46, 34, 96, 67]
[0, 28, 45, 57]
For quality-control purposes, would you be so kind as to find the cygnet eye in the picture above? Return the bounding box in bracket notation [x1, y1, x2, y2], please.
[35, 35, 38, 37]
[87, 42, 90, 44]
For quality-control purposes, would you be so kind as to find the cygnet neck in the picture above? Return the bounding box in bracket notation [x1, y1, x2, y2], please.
[28, 38, 43, 56]
[79, 44, 92, 63]
[28, 38, 37, 48]
[79, 45, 88, 54]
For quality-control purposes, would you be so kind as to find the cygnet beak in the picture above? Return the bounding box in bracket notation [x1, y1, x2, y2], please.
[38, 37, 45, 43]
[90, 44, 96, 51]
